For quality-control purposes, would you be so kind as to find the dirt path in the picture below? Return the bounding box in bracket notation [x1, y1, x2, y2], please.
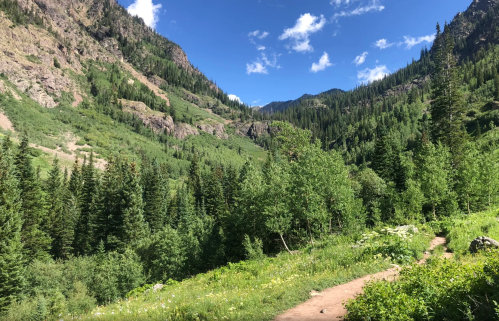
[274, 237, 452, 321]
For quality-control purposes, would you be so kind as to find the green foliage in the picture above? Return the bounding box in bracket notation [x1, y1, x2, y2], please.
[53, 58, 60, 69]
[0, 141, 24, 312]
[25, 55, 41, 64]
[346, 250, 499, 321]
[74, 229, 432, 321]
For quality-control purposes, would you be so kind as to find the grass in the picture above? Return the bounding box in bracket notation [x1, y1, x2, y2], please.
[443, 209, 499, 257]
[0, 74, 265, 178]
[74, 226, 433, 321]
[345, 209, 499, 321]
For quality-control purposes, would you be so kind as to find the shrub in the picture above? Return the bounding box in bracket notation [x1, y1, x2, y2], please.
[53, 57, 60, 68]
[346, 252, 499, 321]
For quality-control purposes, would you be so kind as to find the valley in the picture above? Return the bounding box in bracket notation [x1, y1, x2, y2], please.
[1, 0, 499, 320]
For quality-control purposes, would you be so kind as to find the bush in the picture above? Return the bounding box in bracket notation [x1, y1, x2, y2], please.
[53, 57, 60, 68]
[2, 251, 144, 320]
[346, 252, 499, 321]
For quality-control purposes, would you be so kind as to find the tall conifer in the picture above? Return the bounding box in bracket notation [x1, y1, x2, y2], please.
[0, 143, 24, 311]
[15, 133, 50, 261]
[430, 23, 467, 164]
[122, 163, 148, 245]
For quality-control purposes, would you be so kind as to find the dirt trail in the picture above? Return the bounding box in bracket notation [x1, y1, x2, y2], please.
[274, 236, 452, 321]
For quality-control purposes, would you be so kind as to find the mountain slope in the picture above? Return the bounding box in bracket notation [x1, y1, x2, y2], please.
[255, 0, 499, 165]
[0, 0, 265, 176]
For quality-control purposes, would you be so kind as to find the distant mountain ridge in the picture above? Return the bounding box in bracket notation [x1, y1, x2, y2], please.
[261, 89, 344, 113]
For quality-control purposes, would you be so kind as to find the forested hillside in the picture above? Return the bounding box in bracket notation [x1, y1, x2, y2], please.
[258, 0, 499, 165]
[2, 0, 499, 320]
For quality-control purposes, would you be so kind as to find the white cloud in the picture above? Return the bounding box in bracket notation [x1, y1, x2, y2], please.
[330, 0, 360, 6]
[374, 38, 393, 49]
[311, 52, 333, 73]
[248, 30, 260, 37]
[401, 34, 436, 49]
[333, 0, 384, 20]
[246, 53, 281, 75]
[228, 94, 242, 104]
[353, 51, 368, 66]
[257, 46, 266, 51]
[259, 31, 270, 39]
[357, 65, 390, 83]
[247, 61, 268, 75]
[248, 30, 270, 39]
[279, 13, 326, 53]
[127, 0, 162, 29]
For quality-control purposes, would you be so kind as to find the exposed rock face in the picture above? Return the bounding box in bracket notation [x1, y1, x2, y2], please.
[236, 121, 272, 139]
[168, 46, 195, 74]
[120, 100, 175, 135]
[197, 122, 228, 139]
[174, 123, 199, 140]
[120, 99, 200, 139]
[100, 37, 123, 62]
[469, 236, 499, 253]
[148, 75, 167, 88]
[384, 76, 430, 97]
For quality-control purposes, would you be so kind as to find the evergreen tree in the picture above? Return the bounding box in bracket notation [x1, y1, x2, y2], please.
[74, 153, 98, 255]
[15, 133, 50, 261]
[122, 163, 148, 245]
[0, 143, 24, 312]
[430, 23, 467, 164]
[204, 167, 227, 222]
[494, 72, 499, 101]
[371, 130, 394, 182]
[143, 160, 169, 233]
[188, 154, 203, 207]
[47, 159, 74, 259]
[97, 156, 124, 250]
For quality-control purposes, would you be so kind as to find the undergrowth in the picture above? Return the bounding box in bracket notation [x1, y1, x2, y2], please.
[345, 209, 499, 321]
[57, 227, 433, 321]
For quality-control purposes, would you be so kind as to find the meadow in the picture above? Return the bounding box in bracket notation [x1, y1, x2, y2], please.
[38, 226, 434, 321]
[345, 209, 499, 321]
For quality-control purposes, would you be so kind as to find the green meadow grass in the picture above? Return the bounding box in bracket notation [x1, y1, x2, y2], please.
[76, 228, 432, 321]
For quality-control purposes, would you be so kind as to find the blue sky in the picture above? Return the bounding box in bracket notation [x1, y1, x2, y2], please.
[122, 0, 472, 106]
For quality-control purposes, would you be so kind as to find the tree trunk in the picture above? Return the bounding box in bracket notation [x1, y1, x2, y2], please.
[280, 234, 292, 254]
[432, 203, 436, 221]
[467, 193, 471, 215]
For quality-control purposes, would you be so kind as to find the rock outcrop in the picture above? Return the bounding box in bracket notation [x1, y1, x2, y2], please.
[235, 121, 272, 139]
[197, 122, 228, 139]
[469, 236, 499, 253]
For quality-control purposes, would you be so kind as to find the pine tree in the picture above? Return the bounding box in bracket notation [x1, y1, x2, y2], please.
[74, 153, 98, 255]
[494, 72, 499, 101]
[14, 133, 50, 261]
[430, 23, 467, 164]
[188, 154, 203, 207]
[97, 156, 124, 250]
[47, 158, 74, 259]
[371, 130, 394, 182]
[122, 162, 148, 245]
[0, 142, 24, 312]
[143, 160, 169, 233]
[204, 167, 227, 222]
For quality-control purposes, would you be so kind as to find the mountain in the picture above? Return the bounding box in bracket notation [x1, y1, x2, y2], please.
[260, 89, 344, 113]
[0, 0, 264, 177]
[255, 0, 499, 165]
